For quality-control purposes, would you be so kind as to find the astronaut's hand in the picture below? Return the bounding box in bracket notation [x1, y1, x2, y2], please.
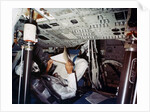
[65, 60, 73, 74]
[46, 59, 53, 73]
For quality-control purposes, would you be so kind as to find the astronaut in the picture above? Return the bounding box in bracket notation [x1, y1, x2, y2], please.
[15, 43, 88, 102]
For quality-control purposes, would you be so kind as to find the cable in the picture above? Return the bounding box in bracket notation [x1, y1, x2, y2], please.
[88, 40, 101, 90]
[87, 40, 117, 98]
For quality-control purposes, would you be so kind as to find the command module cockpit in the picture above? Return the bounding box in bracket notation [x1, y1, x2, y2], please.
[12, 8, 137, 104]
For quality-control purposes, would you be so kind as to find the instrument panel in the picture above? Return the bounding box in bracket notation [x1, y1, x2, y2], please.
[15, 8, 129, 48]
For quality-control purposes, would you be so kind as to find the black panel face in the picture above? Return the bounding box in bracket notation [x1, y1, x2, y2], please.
[115, 12, 125, 20]
[128, 8, 137, 27]
[97, 39, 125, 63]
[105, 40, 124, 63]
[96, 39, 125, 91]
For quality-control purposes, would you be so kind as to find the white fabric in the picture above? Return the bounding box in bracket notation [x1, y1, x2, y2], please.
[67, 73, 77, 92]
[53, 61, 68, 79]
[74, 58, 88, 81]
[53, 57, 88, 81]
[15, 61, 24, 76]
[32, 62, 40, 72]
[52, 57, 88, 99]
[51, 47, 69, 64]
[15, 61, 40, 76]
[52, 73, 77, 100]
[51, 53, 67, 64]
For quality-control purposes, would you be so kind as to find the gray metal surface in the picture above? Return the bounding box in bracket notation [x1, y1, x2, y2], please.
[15, 8, 128, 48]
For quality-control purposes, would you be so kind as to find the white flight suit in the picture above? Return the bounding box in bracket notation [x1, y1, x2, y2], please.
[52, 57, 88, 100]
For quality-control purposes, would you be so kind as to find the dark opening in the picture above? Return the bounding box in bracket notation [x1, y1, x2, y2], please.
[70, 19, 78, 24]
[112, 28, 119, 32]
[128, 8, 137, 27]
[50, 23, 59, 26]
[113, 32, 121, 35]
[38, 24, 52, 29]
[38, 35, 49, 40]
[121, 28, 125, 31]
[97, 15, 99, 20]
[19, 19, 26, 23]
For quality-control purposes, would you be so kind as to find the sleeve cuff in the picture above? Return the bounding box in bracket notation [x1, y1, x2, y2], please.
[68, 72, 75, 76]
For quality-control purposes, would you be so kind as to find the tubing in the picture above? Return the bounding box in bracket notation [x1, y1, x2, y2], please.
[117, 43, 137, 104]
[22, 42, 33, 104]
[18, 46, 24, 104]
[22, 8, 35, 104]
